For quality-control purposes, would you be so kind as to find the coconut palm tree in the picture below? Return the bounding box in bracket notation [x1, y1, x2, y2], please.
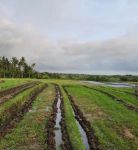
[11, 57, 19, 78]
[19, 57, 26, 78]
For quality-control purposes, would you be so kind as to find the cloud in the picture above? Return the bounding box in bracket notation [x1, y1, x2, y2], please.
[61, 36, 138, 72]
[0, 0, 138, 75]
[0, 17, 138, 74]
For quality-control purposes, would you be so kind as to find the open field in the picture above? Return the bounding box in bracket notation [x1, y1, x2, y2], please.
[0, 79, 137, 150]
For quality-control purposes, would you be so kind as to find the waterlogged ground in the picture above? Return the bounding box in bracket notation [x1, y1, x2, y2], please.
[0, 79, 137, 150]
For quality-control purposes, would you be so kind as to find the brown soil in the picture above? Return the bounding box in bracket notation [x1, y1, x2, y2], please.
[123, 128, 135, 139]
[0, 84, 47, 139]
[46, 85, 57, 150]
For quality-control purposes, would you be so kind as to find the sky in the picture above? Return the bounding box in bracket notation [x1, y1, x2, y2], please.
[0, 0, 138, 75]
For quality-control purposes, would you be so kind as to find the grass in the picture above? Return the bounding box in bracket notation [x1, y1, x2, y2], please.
[66, 85, 138, 150]
[0, 78, 138, 150]
[0, 84, 55, 150]
[60, 86, 86, 150]
[87, 84, 138, 107]
[0, 79, 29, 92]
[0, 83, 45, 129]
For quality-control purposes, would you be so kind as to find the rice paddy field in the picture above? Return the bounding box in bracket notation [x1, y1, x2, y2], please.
[0, 78, 137, 150]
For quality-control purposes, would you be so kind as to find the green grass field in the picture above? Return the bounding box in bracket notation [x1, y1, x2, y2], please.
[0, 79, 29, 91]
[66, 85, 138, 150]
[0, 84, 55, 150]
[0, 79, 137, 150]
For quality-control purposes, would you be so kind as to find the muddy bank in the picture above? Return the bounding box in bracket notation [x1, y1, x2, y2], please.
[0, 84, 47, 139]
[0, 81, 40, 98]
[46, 85, 73, 150]
[63, 86, 100, 150]
[0, 82, 40, 104]
[83, 85, 138, 113]
[46, 97, 57, 150]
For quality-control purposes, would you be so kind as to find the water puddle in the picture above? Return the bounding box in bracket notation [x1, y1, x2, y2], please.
[55, 91, 62, 149]
[76, 119, 90, 150]
[83, 81, 136, 88]
[71, 105, 90, 150]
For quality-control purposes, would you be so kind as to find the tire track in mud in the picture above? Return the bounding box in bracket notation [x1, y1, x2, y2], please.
[0, 84, 47, 139]
[83, 85, 138, 113]
[0, 82, 40, 105]
[46, 85, 72, 150]
[63, 86, 100, 150]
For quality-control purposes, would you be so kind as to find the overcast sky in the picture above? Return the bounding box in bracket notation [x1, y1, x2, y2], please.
[0, 0, 138, 74]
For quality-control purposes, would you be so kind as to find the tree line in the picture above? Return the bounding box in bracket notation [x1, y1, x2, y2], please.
[0, 56, 138, 82]
[0, 56, 38, 78]
[41, 72, 138, 82]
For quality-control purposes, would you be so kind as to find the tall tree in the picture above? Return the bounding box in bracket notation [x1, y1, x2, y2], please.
[19, 57, 26, 78]
[2, 56, 6, 78]
[11, 57, 18, 78]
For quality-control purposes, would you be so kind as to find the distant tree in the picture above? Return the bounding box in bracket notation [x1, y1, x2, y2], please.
[11, 57, 19, 78]
[19, 57, 26, 78]
[0, 57, 2, 78]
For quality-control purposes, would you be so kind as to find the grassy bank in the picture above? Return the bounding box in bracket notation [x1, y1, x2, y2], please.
[61, 86, 86, 150]
[0, 84, 55, 150]
[66, 85, 138, 150]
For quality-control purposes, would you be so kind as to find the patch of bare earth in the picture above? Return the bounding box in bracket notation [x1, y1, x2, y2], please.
[123, 128, 135, 139]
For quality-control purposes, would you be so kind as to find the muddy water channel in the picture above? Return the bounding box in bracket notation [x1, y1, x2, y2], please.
[53, 86, 94, 150]
[69, 100, 90, 149]
[75, 113, 90, 150]
[55, 89, 62, 149]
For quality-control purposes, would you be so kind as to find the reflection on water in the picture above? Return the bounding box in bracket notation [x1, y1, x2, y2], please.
[71, 103, 90, 150]
[55, 93, 62, 149]
[76, 119, 90, 150]
[83, 81, 135, 88]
